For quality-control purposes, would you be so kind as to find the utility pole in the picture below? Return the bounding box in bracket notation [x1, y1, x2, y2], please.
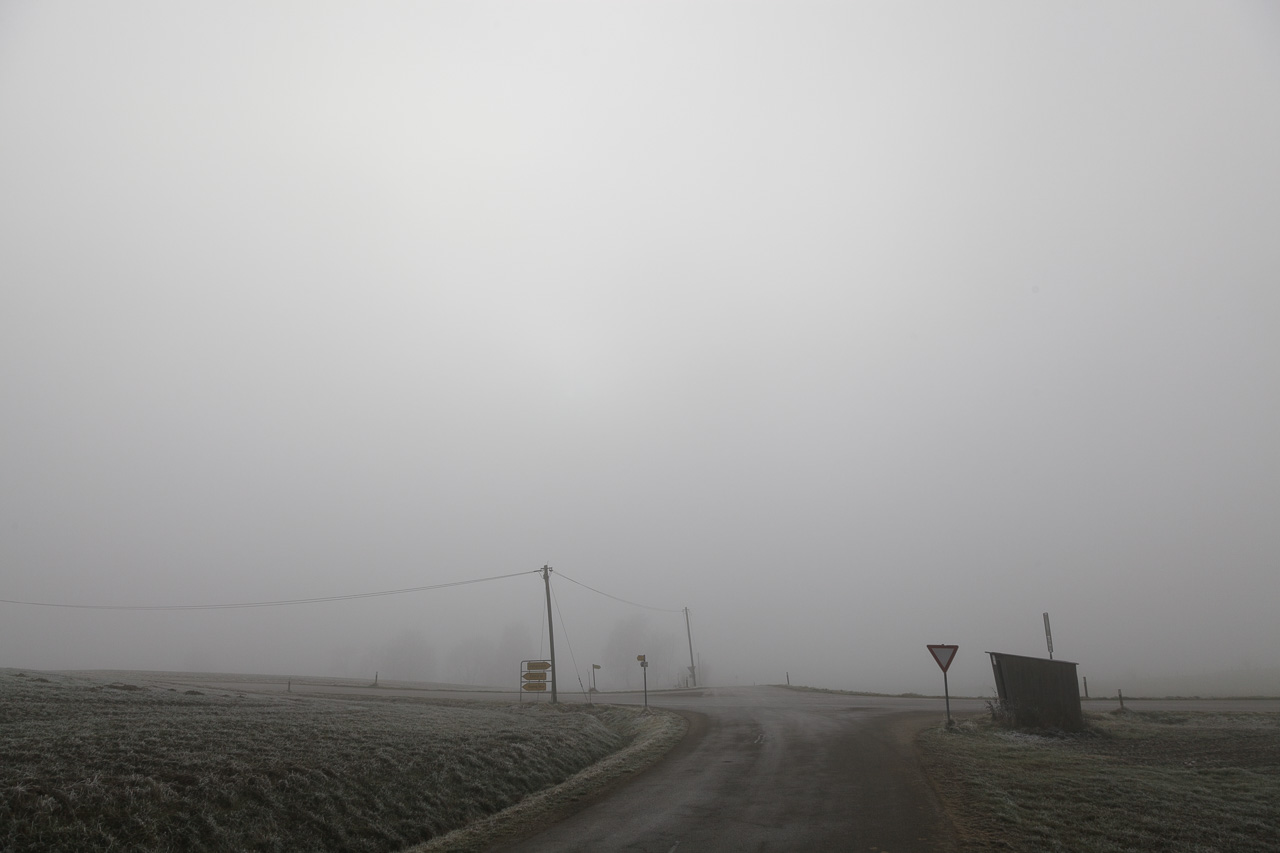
[684, 607, 697, 687]
[543, 565, 557, 703]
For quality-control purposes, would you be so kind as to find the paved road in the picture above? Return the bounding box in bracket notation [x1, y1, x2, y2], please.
[491, 686, 987, 853]
[150, 672, 1280, 852]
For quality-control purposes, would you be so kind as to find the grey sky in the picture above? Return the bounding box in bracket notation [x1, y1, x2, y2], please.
[2, 2, 1278, 696]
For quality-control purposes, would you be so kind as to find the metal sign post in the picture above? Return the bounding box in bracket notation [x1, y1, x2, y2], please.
[927, 644, 959, 726]
[637, 655, 648, 708]
[1043, 612, 1054, 660]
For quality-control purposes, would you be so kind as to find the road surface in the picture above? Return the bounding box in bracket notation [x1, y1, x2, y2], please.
[491, 686, 987, 853]
[139, 672, 1280, 852]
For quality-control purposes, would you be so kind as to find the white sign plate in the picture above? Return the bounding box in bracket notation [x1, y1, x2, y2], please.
[927, 644, 958, 673]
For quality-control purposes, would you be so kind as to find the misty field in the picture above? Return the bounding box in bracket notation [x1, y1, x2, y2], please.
[920, 709, 1280, 852]
[0, 669, 677, 853]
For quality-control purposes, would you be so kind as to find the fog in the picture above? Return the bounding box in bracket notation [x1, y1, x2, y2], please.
[3, 2, 1278, 699]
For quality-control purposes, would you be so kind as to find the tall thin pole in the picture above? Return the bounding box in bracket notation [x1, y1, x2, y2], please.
[543, 565, 557, 703]
[684, 607, 697, 687]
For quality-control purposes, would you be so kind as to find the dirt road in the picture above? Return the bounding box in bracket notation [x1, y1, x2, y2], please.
[489, 686, 986, 853]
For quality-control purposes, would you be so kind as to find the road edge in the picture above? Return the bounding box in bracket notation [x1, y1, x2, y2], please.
[402, 706, 697, 853]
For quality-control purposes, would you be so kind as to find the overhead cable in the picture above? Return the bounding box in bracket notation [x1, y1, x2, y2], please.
[555, 571, 684, 613]
[0, 569, 543, 611]
[549, 578, 583, 695]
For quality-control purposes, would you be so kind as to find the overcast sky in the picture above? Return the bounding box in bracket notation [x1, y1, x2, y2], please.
[2, 1, 1278, 697]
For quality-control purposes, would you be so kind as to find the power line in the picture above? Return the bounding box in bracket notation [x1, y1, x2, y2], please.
[0, 569, 543, 611]
[549, 578, 585, 697]
[555, 572, 684, 613]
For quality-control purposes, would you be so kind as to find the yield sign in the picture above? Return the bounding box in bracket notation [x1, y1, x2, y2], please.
[927, 644, 958, 673]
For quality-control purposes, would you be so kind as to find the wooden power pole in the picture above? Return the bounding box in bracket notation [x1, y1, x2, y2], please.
[684, 607, 697, 687]
[543, 565, 557, 703]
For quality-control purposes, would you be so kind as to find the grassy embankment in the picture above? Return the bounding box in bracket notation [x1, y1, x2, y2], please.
[919, 709, 1280, 852]
[0, 669, 683, 853]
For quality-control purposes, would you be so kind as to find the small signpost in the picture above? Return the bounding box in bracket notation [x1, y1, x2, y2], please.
[637, 655, 648, 709]
[520, 660, 553, 701]
[927, 644, 959, 726]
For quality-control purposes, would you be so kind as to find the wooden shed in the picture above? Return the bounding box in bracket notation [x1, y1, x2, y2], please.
[987, 651, 1084, 731]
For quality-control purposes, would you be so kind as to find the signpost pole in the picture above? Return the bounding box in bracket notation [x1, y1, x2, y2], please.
[927, 644, 959, 728]
[638, 655, 648, 709]
[944, 670, 951, 725]
[1043, 611, 1053, 660]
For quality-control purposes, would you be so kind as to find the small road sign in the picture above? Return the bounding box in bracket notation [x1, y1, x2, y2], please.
[519, 660, 555, 702]
[927, 644, 959, 725]
[927, 644, 958, 673]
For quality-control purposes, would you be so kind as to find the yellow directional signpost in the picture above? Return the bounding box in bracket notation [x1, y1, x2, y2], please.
[520, 660, 553, 701]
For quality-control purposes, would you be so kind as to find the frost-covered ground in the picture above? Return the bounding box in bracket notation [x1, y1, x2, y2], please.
[0, 669, 683, 853]
[920, 710, 1280, 852]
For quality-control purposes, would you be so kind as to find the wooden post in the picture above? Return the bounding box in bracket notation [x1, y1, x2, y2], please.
[543, 566, 557, 703]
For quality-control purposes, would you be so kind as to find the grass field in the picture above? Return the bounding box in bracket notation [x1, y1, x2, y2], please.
[0, 669, 680, 853]
[919, 709, 1280, 852]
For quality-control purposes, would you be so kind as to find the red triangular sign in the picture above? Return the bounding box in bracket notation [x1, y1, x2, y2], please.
[927, 644, 958, 673]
